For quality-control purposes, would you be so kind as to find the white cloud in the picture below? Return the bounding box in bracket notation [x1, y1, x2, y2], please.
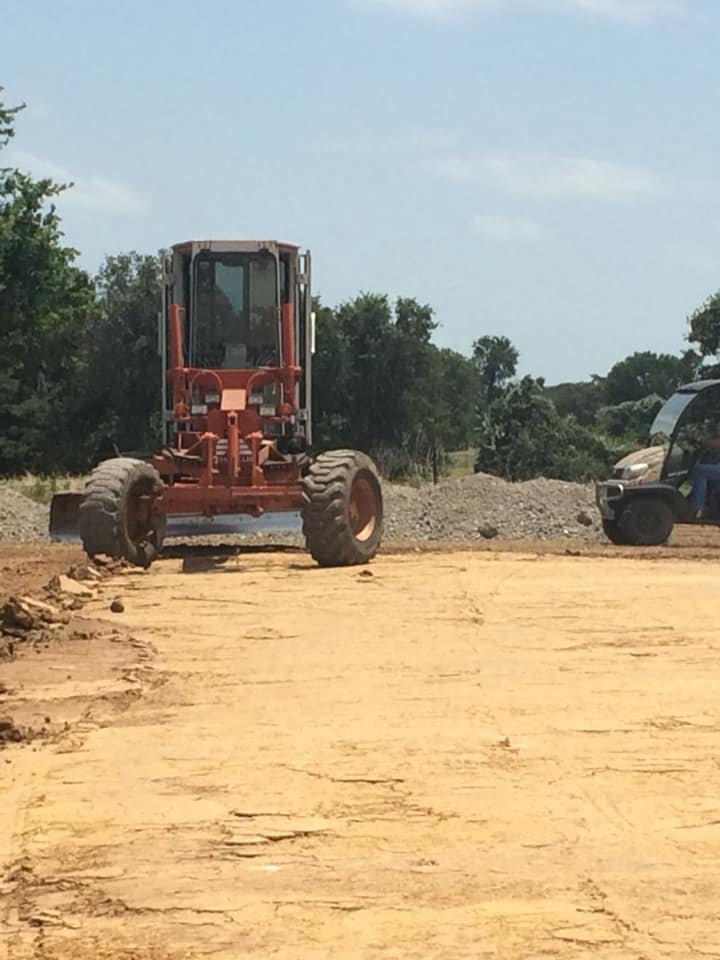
[362, 0, 680, 21]
[435, 152, 667, 199]
[7, 150, 146, 215]
[472, 214, 543, 239]
[363, 0, 494, 18]
[556, 0, 681, 23]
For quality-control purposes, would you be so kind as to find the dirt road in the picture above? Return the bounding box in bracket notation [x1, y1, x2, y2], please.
[3, 546, 720, 958]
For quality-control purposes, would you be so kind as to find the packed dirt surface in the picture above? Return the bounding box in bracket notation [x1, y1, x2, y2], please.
[0, 544, 84, 602]
[3, 541, 720, 958]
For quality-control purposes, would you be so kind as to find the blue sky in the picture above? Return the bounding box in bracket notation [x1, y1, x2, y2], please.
[3, 0, 719, 383]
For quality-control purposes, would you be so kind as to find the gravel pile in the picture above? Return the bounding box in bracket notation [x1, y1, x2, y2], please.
[0, 473, 603, 545]
[383, 472, 602, 543]
[0, 488, 49, 542]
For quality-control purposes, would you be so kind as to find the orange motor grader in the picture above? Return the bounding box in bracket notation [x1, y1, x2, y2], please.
[50, 240, 382, 567]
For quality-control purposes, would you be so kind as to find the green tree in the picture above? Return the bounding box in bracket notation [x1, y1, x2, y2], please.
[334, 293, 396, 454]
[544, 378, 606, 426]
[79, 252, 163, 461]
[311, 294, 477, 478]
[435, 348, 478, 451]
[476, 375, 611, 482]
[0, 88, 95, 474]
[595, 394, 664, 445]
[472, 335, 518, 401]
[605, 350, 698, 405]
[688, 291, 720, 357]
[310, 299, 353, 449]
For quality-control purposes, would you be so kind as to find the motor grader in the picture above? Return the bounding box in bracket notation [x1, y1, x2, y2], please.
[50, 240, 383, 567]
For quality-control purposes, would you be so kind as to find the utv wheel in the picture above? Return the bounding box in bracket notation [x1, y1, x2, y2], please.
[618, 496, 674, 547]
[79, 458, 165, 568]
[302, 450, 383, 566]
[602, 517, 631, 545]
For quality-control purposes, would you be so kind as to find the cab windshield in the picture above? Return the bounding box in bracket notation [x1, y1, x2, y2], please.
[191, 251, 279, 368]
[649, 391, 694, 445]
[657, 386, 720, 483]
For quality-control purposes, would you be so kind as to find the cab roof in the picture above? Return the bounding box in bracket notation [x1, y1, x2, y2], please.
[172, 239, 300, 252]
[677, 379, 720, 393]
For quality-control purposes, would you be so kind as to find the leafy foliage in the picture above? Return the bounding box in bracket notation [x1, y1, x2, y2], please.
[595, 394, 664, 445]
[472, 335, 518, 401]
[544, 379, 606, 426]
[689, 291, 720, 357]
[80, 253, 163, 460]
[311, 293, 477, 479]
[605, 351, 698, 405]
[475, 376, 611, 482]
[0, 89, 95, 473]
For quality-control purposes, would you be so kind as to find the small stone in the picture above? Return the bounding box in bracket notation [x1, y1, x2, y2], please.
[110, 599, 125, 614]
[67, 563, 102, 582]
[19, 596, 69, 625]
[0, 719, 23, 743]
[576, 511, 593, 527]
[478, 524, 499, 540]
[48, 575, 94, 598]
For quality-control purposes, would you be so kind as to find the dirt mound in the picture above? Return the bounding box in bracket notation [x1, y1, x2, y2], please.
[0, 557, 123, 660]
[0, 472, 604, 547]
[0, 556, 131, 747]
[383, 471, 601, 543]
[0, 487, 49, 541]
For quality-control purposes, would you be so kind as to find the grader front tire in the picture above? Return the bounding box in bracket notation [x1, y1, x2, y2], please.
[302, 451, 383, 567]
[78, 458, 165, 568]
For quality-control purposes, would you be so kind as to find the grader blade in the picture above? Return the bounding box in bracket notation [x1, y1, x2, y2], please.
[49, 491, 82, 541]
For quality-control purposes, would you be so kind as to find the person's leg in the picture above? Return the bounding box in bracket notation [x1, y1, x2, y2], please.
[705, 464, 720, 507]
[689, 464, 711, 510]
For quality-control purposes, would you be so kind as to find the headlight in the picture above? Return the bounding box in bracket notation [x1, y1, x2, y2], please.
[621, 462, 649, 480]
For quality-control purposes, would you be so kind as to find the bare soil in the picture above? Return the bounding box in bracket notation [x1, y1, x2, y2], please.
[3, 538, 720, 958]
[0, 544, 85, 604]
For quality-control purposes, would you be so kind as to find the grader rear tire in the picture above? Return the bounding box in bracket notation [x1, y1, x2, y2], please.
[78, 458, 165, 568]
[302, 450, 383, 566]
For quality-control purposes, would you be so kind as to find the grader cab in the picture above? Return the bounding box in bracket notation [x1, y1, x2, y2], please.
[50, 240, 383, 567]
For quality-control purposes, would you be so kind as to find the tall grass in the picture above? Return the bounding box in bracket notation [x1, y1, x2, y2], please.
[446, 449, 476, 479]
[0, 474, 86, 504]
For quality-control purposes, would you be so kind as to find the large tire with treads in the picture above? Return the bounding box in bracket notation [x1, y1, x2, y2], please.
[79, 458, 165, 568]
[302, 450, 383, 566]
[617, 495, 674, 547]
[601, 517, 630, 545]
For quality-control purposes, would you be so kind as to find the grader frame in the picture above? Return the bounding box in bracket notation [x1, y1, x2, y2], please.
[50, 240, 383, 568]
